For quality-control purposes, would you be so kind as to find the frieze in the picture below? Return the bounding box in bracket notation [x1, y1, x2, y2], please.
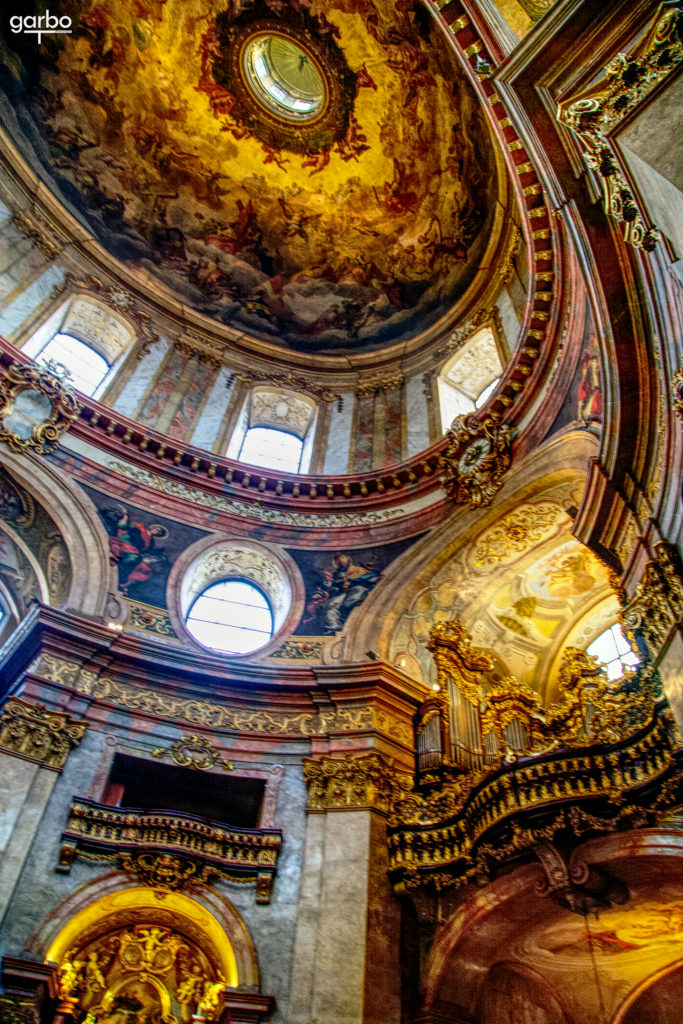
[34, 653, 398, 737]
[674, 362, 683, 422]
[108, 461, 409, 527]
[0, 697, 87, 770]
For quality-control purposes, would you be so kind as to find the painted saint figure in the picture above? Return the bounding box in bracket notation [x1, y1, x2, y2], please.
[307, 552, 380, 634]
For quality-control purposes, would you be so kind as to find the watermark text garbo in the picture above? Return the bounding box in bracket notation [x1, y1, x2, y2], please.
[9, 11, 73, 45]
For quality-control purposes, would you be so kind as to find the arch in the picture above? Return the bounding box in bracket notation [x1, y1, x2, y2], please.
[226, 386, 318, 473]
[612, 959, 683, 1024]
[30, 875, 261, 991]
[44, 887, 239, 988]
[0, 448, 115, 617]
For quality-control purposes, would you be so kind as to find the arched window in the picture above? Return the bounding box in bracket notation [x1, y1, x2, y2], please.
[238, 426, 304, 473]
[186, 579, 274, 654]
[37, 333, 110, 397]
[22, 295, 137, 400]
[587, 623, 639, 681]
[227, 387, 318, 474]
[438, 326, 507, 431]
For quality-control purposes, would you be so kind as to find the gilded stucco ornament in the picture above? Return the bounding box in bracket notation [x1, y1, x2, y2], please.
[622, 542, 683, 661]
[118, 852, 213, 892]
[439, 415, 514, 508]
[152, 734, 234, 771]
[0, 361, 81, 455]
[557, 1, 682, 251]
[0, 697, 87, 769]
[387, 619, 679, 893]
[673, 363, 683, 422]
[303, 753, 410, 814]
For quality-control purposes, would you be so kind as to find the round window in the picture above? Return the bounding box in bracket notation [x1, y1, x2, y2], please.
[242, 33, 326, 123]
[186, 579, 274, 655]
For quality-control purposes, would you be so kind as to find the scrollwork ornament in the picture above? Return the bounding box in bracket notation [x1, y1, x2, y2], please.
[119, 851, 213, 892]
[557, 2, 682, 251]
[439, 415, 514, 508]
[0, 697, 87, 769]
[0, 360, 81, 455]
[152, 734, 233, 771]
[673, 364, 683, 422]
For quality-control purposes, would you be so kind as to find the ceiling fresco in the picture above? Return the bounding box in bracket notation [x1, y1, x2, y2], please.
[1, 0, 496, 353]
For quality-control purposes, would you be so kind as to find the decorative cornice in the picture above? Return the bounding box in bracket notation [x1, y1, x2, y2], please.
[557, 2, 683, 251]
[438, 415, 514, 508]
[303, 753, 410, 814]
[0, 697, 87, 770]
[0, 360, 80, 455]
[355, 373, 404, 398]
[12, 208, 67, 259]
[227, 367, 342, 408]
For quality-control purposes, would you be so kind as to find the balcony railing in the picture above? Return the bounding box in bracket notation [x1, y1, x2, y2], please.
[58, 799, 283, 903]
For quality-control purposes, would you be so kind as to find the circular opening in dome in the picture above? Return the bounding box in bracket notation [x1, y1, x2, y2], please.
[242, 33, 326, 123]
[186, 579, 274, 655]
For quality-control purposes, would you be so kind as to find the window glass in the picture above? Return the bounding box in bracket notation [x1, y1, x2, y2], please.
[38, 334, 110, 396]
[475, 376, 501, 408]
[587, 623, 639, 681]
[238, 426, 304, 473]
[186, 579, 274, 654]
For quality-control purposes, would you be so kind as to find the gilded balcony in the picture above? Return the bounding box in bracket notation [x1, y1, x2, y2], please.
[58, 798, 283, 903]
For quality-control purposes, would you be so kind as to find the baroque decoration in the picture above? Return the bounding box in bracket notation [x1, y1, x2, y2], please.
[0, 361, 81, 456]
[58, 799, 282, 902]
[439, 415, 514, 508]
[387, 620, 680, 893]
[56, 923, 228, 1024]
[0, 698, 87, 770]
[622, 543, 683, 660]
[8, 0, 497, 352]
[557, 1, 683, 251]
[52, 274, 159, 356]
[152, 735, 234, 772]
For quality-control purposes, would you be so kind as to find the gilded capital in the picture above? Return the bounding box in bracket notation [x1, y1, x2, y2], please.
[0, 697, 87, 769]
[303, 753, 406, 814]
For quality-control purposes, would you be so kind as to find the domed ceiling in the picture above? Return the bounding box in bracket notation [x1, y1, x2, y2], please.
[2, 0, 497, 354]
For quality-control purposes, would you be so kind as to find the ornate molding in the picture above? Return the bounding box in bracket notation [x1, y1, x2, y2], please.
[557, 2, 683, 251]
[0, 360, 81, 455]
[35, 652, 391, 737]
[58, 799, 282, 902]
[11, 208, 67, 260]
[355, 373, 403, 398]
[269, 638, 325, 660]
[51, 273, 159, 355]
[152, 734, 234, 771]
[0, 697, 87, 770]
[303, 753, 409, 815]
[673, 363, 683, 422]
[622, 542, 683, 660]
[439, 415, 514, 508]
[228, 366, 342, 408]
[175, 332, 223, 369]
[125, 600, 177, 638]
